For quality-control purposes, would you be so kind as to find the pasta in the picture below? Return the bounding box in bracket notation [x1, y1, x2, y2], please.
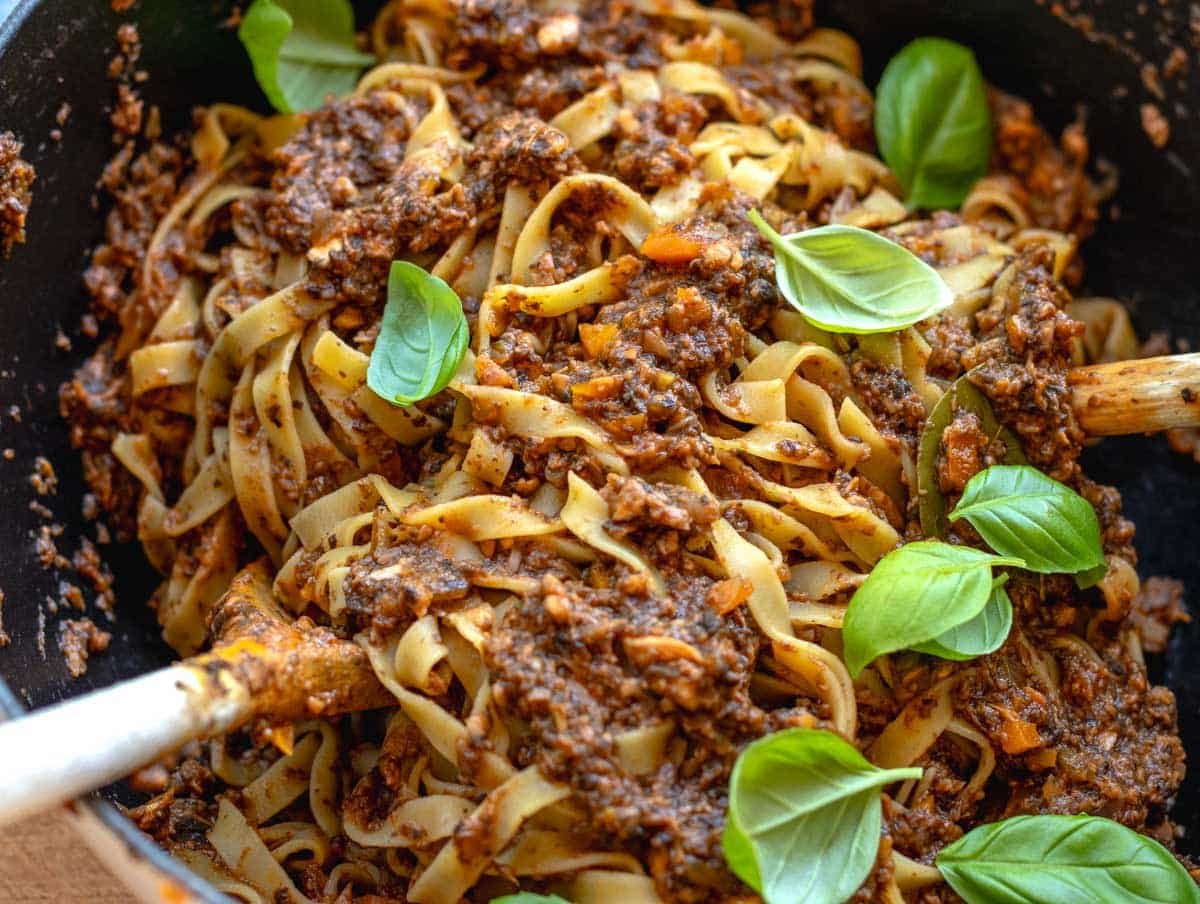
[59, 0, 1189, 901]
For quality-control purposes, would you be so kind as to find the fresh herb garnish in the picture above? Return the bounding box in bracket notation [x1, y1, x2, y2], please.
[490, 895, 571, 904]
[748, 211, 952, 334]
[842, 541, 1024, 676]
[874, 37, 992, 210]
[917, 373, 1025, 539]
[1074, 560, 1109, 589]
[238, 0, 376, 114]
[950, 464, 1106, 581]
[723, 729, 921, 904]
[937, 814, 1200, 904]
[366, 261, 468, 407]
[911, 576, 1012, 661]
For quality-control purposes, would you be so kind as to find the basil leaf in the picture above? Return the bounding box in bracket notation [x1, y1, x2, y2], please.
[937, 814, 1200, 904]
[917, 371, 1025, 539]
[490, 895, 570, 904]
[430, 316, 469, 392]
[875, 37, 992, 210]
[723, 729, 921, 904]
[1075, 560, 1109, 590]
[911, 577, 1012, 661]
[842, 541, 1024, 676]
[367, 261, 469, 407]
[748, 211, 952, 334]
[238, 0, 376, 114]
[949, 464, 1105, 576]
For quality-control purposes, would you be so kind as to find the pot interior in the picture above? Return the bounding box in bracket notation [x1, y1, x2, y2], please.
[0, 0, 1196, 863]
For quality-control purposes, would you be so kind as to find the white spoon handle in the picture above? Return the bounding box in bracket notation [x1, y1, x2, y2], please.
[0, 664, 249, 827]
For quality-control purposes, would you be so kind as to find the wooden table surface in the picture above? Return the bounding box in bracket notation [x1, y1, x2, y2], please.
[0, 809, 129, 902]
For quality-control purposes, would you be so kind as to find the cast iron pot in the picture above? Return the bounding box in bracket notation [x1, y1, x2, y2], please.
[0, 0, 1197, 898]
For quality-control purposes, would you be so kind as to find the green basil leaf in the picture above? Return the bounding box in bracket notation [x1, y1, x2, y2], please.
[1075, 560, 1108, 589]
[917, 372, 1025, 539]
[238, 0, 376, 114]
[748, 211, 952, 334]
[937, 814, 1200, 904]
[875, 37, 992, 210]
[440, 318, 470, 385]
[949, 464, 1105, 575]
[367, 261, 469, 407]
[490, 895, 571, 904]
[911, 577, 1012, 661]
[723, 729, 921, 904]
[842, 541, 1024, 676]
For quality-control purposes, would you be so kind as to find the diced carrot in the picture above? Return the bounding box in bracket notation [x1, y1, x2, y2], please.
[641, 227, 705, 264]
[708, 577, 752, 614]
[998, 716, 1043, 755]
[579, 322, 618, 358]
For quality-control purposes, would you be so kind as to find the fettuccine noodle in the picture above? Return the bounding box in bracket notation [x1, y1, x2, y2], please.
[64, 0, 1184, 901]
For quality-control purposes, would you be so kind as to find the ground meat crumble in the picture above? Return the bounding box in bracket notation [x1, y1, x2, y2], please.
[57, 618, 112, 679]
[0, 132, 34, 257]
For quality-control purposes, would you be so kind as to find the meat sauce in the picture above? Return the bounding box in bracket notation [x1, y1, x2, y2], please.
[66, 0, 1189, 899]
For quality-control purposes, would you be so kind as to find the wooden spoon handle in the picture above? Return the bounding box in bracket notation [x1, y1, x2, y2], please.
[1069, 352, 1200, 436]
[0, 564, 393, 827]
[0, 664, 251, 828]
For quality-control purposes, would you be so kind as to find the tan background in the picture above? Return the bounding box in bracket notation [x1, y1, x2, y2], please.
[0, 811, 128, 902]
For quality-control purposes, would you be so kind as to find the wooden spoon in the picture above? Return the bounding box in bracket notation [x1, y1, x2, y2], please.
[0, 562, 390, 826]
[0, 352, 1197, 827]
[1070, 353, 1200, 435]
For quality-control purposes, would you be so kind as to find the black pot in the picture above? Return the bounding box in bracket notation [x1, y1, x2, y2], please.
[0, 0, 1196, 896]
